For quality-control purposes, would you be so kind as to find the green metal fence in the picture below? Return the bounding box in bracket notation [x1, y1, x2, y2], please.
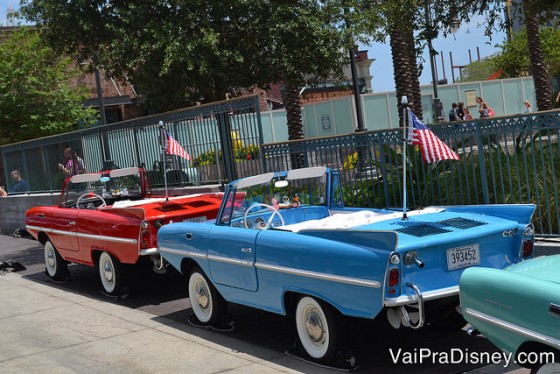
[1, 95, 264, 192]
[2, 99, 560, 237]
[262, 110, 560, 237]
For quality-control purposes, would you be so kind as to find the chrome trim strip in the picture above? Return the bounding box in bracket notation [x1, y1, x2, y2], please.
[26, 225, 77, 237]
[78, 232, 137, 244]
[464, 307, 560, 349]
[207, 254, 254, 267]
[255, 262, 381, 288]
[139, 247, 158, 256]
[158, 247, 380, 288]
[26, 225, 137, 244]
[159, 246, 207, 259]
[384, 285, 459, 306]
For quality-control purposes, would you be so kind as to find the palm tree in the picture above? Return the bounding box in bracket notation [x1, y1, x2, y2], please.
[522, 0, 552, 111]
[389, 26, 423, 126]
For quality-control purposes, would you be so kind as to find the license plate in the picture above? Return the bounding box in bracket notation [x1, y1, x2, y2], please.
[447, 244, 480, 270]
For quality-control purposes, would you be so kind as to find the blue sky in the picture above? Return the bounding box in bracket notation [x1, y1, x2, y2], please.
[1, 3, 505, 93]
[365, 15, 507, 92]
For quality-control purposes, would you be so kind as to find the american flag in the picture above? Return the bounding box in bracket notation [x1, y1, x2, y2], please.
[407, 111, 459, 164]
[166, 130, 191, 160]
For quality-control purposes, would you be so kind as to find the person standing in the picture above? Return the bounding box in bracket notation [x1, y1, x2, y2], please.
[59, 147, 85, 176]
[9, 170, 29, 194]
[522, 101, 532, 113]
[463, 108, 473, 120]
[448, 103, 458, 121]
[476, 97, 495, 118]
[457, 102, 465, 120]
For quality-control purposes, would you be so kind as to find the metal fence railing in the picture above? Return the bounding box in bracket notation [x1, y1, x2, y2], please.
[261, 110, 560, 237]
[1, 95, 264, 192]
[2, 100, 560, 237]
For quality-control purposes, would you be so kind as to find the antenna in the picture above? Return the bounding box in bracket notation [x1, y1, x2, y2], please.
[401, 96, 408, 220]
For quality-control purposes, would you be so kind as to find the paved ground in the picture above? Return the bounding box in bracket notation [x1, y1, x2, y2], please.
[1, 234, 557, 373]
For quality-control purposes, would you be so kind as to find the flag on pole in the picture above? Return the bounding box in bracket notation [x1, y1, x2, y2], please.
[166, 130, 191, 160]
[407, 111, 460, 163]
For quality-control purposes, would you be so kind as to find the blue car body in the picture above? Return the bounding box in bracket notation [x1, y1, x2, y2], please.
[158, 166, 536, 362]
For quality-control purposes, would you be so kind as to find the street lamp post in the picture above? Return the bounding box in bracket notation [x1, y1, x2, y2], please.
[94, 67, 107, 126]
[344, 5, 366, 133]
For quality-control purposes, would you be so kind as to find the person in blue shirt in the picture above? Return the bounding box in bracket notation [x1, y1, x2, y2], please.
[9, 170, 29, 194]
[448, 103, 458, 121]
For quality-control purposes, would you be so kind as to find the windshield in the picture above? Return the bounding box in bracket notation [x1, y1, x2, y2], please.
[60, 168, 143, 208]
[220, 167, 328, 225]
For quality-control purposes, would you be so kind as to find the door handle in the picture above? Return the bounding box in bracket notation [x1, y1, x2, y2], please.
[241, 247, 252, 253]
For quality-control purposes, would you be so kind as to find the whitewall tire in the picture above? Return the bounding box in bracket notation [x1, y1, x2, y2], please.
[44, 240, 67, 281]
[295, 296, 338, 363]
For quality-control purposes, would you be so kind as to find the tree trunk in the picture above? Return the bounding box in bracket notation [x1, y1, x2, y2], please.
[284, 83, 306, 169]
[285, 84, 304, 141]
[390, 27, 423, 126]
[406, 30, 423, 119]
[523, 0, 552, 111]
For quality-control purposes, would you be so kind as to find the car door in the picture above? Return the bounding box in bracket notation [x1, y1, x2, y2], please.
[45, 207, 80, 255]
[207, 226, 259, 291]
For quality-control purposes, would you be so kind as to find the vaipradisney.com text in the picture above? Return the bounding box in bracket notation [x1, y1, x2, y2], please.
[389, 348, 555, 368]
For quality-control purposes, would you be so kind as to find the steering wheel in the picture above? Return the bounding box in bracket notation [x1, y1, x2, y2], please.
[77, 192, 107, 209]
[243, 203, 284, 229]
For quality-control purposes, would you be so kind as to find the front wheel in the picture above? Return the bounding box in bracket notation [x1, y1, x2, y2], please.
[295, 296, 339, 363]
[188, 267, 225, 325]
[98, 251, 126, 296]
[44, 240, 68, 281]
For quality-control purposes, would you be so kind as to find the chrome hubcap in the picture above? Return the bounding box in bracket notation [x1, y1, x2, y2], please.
[103, 260, 114, 283]
[47, 249, 55, 268]
[305, 310, 325, 343]
[195, 281, 209, 310]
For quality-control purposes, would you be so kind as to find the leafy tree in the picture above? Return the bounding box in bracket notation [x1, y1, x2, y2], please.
[0, 28, 97, 145]
[493, 27, 560, 79]
[457, 57, 500, 82]
[505, 0, 560, 110]
[18, 1, 357, 140]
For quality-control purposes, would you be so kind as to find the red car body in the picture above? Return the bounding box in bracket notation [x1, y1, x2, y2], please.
[25, 167, 222, 295]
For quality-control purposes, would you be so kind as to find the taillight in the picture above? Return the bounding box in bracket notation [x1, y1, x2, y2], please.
[522, 224, 534, 258]
[522, 239, 533, 258]
[389, 268, 400, 288]
[140, 230, 150, 249]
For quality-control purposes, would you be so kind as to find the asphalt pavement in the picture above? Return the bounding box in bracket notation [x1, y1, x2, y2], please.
[1, 234, 557, 373]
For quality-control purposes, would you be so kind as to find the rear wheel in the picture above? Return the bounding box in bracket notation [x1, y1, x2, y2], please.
[531, 363, 560, 374]
[44, 240, 67, 281]
[188, 267, 225, 325]
[295, 296, 339, 363]
[98, 251, 126, 296]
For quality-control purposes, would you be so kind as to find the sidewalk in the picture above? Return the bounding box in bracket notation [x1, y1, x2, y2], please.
[0, 272, 305, 373]
[0, 235, 306, 374]
[0, 234, 556, 373]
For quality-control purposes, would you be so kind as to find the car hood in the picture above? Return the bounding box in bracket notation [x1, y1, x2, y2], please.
[506, 254, 560, 284]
